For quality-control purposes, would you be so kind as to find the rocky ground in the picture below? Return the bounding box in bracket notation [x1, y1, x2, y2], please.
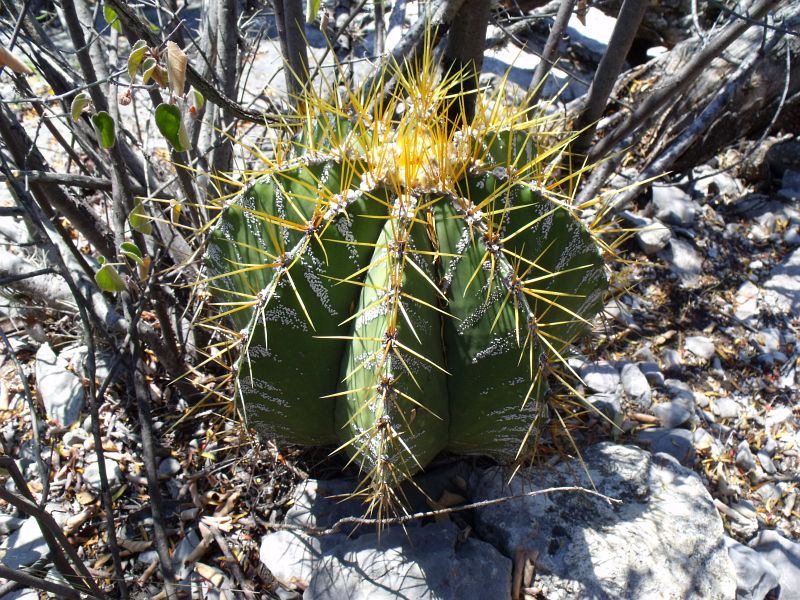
[0, 4, 799, 600]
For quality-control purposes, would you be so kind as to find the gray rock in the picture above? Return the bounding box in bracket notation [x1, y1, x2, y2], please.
[684, 335, 716, 361]
[734, 281, 761, 321]
[784, 226, 800, 246]
[636, 428, 695, 465]
[692, 168, 743, 200]
[261, 522, 511, 599]
[653, 401, 692, 428]
[661, 348, 683, 372]
[0, 517, 49, 568]
[763, 247, 800, 317]
[664, 379, 696, 409]
[284, 479, 367, 534]
[725, 500, 760, 540]
[34, 343, 84, 427]
[260, 530, 344, 587]
[651, 185, 697, 226]
[713, 397, 741, 420]
[0, 514, 25, 535]
[158, 457, 181, 478]
[664, 238, 703, 288]
[765, 406, 794, 431]
[754, 483, 781, 503]
[783, 168, 800, 191]
[61, 428, 89, 447]
[173, 528, 202, 585]
[61, 344, 113, 385]
[638, 361, 665, 387]
[0, 590, 39, 600]
[579, 361, 620, 394]
[725, 536, 780, 600]
[620, 363, 652, 408]
[756, 327, 782, 354]
[634, 215, 671, 255]
[304, 523, 511, 600]
[757, 450, 777, 475]
[83, 459, 122, 492]
[750, 530, 800, 600]
[470, 443, 734, 599]
[587, 392, 623, 422]
[735, 441, 758, 473]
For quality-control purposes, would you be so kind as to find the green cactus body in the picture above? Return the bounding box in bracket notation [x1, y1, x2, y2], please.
[204, 58, 609, 505]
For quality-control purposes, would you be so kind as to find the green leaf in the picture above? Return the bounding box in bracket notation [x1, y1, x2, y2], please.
[141, 57, 157, 83]
[91, 111, 116, 149]
[154, 103, 190, 152]
[306, 0, 321, 23]
[127, 40, 148, 81]
[95, 264, 125, 292]
[120, 241, 144, 266]
[190, 87, 204, 111]
[103, 3, 122, 32]
[129, 200, 153, 235]
[70, 92, 91, 122]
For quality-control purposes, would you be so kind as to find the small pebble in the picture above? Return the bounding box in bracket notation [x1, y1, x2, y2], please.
[735, 441, 757, 473]
[713, 397, 741, 420]
[638, 362, 665, 387]
[653, 402, 692, 429]
[684, 336, 716, 361]
[757, 451, 777, 475]
[661, 349, 682, 372]
[158, 457, 182, 479]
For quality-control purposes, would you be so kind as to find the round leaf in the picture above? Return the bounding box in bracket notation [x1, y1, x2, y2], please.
[127, 40, 148, 81]
[95, 264, 125, 292]
[91, 111, 116, 149]
[120, 241, 144, 266]
[103, 3, 122, 32]
[155, 103, 190, 152]
[129, 200, 153, 235]
[70, 92, 91, 122]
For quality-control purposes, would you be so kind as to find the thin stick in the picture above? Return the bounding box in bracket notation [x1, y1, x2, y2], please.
[0, 565, 82, 600]
[267, 485, 620, 536]
[528, 0, 577, 107]
[570, 0, 648, 158]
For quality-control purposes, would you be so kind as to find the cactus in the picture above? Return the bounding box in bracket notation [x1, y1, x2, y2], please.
[203, 51, 609, 510]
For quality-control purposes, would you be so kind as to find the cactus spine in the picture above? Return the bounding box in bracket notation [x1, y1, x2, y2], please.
[204, 49, 609, 511]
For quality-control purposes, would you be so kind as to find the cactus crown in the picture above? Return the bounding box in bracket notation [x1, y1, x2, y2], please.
[202, 43, 613, 516]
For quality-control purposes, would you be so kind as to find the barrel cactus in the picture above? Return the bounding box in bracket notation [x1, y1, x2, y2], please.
[204, 54, 609, 511]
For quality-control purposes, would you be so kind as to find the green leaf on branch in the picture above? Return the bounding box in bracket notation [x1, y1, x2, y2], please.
[70, 92, 91, 122]
[95, 264, 125, 292]
[91, 111, 116, 148]
[306, 0, 321, 23]
[155, 103, 190, 152]
[120, 241, 144, 266]
[103, 3, 122, 32]
[190, 87, 204, 111]
[127, 40, 148, 80]
[142, 58, 167, 87]
[129, 200, 153, 235]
